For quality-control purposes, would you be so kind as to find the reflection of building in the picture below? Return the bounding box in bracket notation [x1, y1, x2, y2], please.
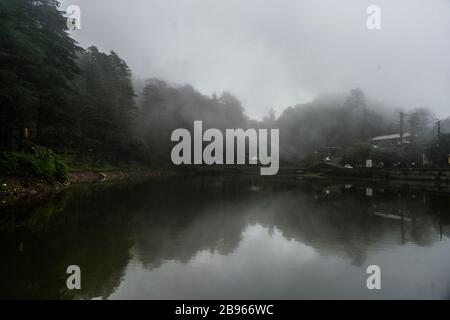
[371, 133, 411, 148]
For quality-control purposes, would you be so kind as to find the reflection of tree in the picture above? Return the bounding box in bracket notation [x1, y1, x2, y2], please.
[131, 178, 251, 269]
[130, 178, 450, 269]
[1, 177, 449, 299]
[0, 183, 135, 299]
[264, 181, 448, 264]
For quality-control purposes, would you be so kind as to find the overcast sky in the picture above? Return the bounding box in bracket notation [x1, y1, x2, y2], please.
[60, 0, 450, 120]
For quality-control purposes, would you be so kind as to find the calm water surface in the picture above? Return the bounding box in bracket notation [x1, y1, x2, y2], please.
[1, 176, 450, 299]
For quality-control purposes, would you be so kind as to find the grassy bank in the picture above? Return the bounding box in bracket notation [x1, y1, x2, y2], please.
[0, 149, 68, 183]
[0, 150, 164, 206]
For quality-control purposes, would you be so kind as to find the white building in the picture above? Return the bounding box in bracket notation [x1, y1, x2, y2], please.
[371, 133, 411, 148]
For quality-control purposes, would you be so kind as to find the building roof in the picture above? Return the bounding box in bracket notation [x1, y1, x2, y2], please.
[371, 133, 411, 141]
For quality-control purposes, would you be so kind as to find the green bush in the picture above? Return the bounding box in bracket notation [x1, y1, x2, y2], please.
[54, 160, 69, 182]
[0, 149, 68, 183]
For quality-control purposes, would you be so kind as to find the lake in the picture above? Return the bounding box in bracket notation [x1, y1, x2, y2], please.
[1, 176, 450, 299]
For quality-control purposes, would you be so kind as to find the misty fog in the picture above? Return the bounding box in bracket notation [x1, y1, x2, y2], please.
[3, 0, 450, 302]
[60, 0, 450, 120]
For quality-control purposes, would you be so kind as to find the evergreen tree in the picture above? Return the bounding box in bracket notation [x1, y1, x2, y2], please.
[0, 0, 81, 149]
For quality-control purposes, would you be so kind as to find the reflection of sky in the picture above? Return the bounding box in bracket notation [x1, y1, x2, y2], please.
[109, 224, 450, 300]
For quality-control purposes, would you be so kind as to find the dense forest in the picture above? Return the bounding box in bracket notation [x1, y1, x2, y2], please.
[0, 0, 81, 150]
[0, 0, 249, 168]
[1, 0, 449, 180]
[273, 90, 439, 164]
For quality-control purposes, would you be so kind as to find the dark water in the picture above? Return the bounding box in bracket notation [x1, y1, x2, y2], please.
[1, 176, 450, 299]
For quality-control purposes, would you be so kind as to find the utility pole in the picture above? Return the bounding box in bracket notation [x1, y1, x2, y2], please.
[437, 119, 441, 147]
[434, 118, 441, 147]
[399, 111, 405, 146]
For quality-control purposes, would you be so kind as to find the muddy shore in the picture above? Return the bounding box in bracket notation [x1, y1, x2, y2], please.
[0, 169, 162, 207]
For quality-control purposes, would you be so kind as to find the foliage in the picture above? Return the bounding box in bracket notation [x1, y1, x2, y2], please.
[0, 149, 68, 182]
[277, 89, 398, 162]
[66, 47, 138, 163]
[0, 0, 81, 150]
[0, 1, 444, 170]
[407, 108, 434, 145]
[427, 134, 450, 167]
[136, 80, 248, 164]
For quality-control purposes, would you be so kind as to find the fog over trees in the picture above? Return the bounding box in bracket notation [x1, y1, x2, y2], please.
[1, 0, 448, 168]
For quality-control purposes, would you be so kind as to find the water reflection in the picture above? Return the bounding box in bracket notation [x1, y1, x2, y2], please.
[1, 177, 450, 299]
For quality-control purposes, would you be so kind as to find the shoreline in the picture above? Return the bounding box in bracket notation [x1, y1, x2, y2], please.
[0, 169, 163, 207]
[2, 166, 450, 208]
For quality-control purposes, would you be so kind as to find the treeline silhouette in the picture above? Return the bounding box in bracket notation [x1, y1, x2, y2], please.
[275, 89, 400, 161]
[135, 79, 248, 164]
[0, 0, 80, 151]
[0, 1, 249, 166]
[1, 1, 444, 168]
